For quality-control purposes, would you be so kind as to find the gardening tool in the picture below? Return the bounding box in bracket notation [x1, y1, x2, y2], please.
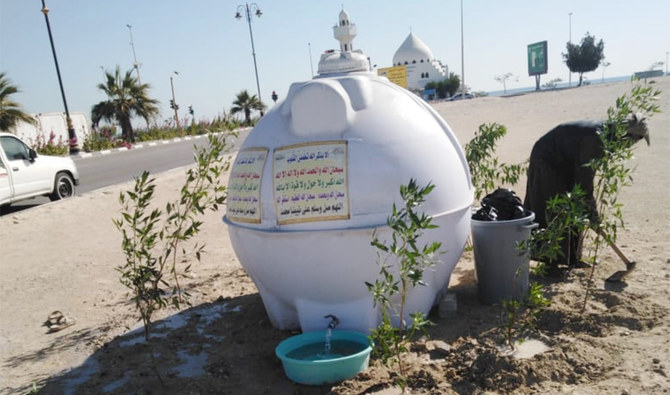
[595, 229, 637, 282]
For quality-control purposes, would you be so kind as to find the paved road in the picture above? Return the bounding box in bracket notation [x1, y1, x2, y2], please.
[2, 129, 250, 214]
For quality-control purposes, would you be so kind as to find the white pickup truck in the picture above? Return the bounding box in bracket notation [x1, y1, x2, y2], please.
[0, 132, 80, 211]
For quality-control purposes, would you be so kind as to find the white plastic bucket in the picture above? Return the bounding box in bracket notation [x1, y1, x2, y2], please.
[471, 210, 537, 305]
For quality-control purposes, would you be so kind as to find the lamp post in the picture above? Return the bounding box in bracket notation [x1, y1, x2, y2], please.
[40, 0, 78, 154]
[308, 42, 314, 78]
[126, 24, 142, 84]
[568, 12, 573, 87]
[235, 3, 263, 114]
[460, 0, 465, 99]
[170, 71, 181, 130]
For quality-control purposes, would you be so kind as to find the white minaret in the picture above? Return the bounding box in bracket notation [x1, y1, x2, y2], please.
[333, 9, 357, 52]
[318, 9, 368, 75]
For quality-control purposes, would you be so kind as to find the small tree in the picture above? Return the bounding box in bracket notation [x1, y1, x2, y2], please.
[581, 80, 661, 309]
[500, 282, 551, 349]
[563, 32, 605, 87]
[521, 185, 591, 273]
[464, 123, 527, 201]
[520, 80, 662, 311]
[494, 72, 517, 94]
[367, 179, 441, 391]
[115, 133, 232, 340]
[424, 72, 461, 99]
[231, 90, 265, 125]
[444, 72, 461, 97]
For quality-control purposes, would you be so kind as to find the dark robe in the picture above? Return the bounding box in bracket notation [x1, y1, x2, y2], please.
[523, 120, 604, 267]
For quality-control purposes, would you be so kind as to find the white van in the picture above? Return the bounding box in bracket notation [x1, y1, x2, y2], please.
[0, 132, 80, 211]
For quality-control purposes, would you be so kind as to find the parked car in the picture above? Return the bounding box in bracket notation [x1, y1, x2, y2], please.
[448, 93, 475, 101]
[0, 132, 79, 211]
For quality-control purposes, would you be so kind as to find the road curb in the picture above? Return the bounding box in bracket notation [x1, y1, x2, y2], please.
[71, 129, 249, 159]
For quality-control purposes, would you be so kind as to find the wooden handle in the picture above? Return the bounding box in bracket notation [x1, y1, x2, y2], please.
[596, 228, 632, 265]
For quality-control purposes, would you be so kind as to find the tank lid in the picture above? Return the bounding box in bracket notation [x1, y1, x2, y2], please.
[317, 50, 369, 75]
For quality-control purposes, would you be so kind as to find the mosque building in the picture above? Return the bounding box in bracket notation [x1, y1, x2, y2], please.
[322, 9, 449, 94]
[392, 32, 449, 91]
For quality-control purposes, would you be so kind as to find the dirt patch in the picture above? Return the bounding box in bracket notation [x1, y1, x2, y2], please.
[25, 254, 667, 395]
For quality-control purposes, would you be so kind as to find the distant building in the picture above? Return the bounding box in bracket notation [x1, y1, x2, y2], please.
[391, 32, 448, 91]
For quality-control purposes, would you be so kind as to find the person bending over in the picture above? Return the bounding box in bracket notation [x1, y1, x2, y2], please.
[523, 113, 649, 273]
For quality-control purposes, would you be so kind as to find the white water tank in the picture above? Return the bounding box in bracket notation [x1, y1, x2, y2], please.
[223, 12, 472, 333]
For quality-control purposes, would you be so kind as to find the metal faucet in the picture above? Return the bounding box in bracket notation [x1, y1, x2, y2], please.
[324, 314, 339, 329]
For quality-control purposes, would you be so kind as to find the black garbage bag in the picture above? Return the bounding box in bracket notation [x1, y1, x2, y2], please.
[472, 205, 498, 221]
[473, 188, 525, 221]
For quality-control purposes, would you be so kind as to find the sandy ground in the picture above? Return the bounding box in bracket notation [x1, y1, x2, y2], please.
[1, 77, 669, 394]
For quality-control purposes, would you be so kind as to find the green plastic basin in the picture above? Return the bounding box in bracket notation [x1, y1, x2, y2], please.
[275, 330, 372, 385]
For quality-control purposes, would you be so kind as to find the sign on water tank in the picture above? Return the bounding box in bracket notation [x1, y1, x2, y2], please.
[273, 141, 350, 225]
[227, 147, 268, 223]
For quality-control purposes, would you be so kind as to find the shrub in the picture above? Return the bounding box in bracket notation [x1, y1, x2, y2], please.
[82, 126, 118, 152]
[31, 131, 69, 156]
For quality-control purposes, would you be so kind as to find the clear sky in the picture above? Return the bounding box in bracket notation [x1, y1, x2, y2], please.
[1, 0, 669, 124]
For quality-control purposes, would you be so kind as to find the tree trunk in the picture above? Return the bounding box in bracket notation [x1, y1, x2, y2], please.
[121, 117, 135, 143]
[245, 109, 251, 125]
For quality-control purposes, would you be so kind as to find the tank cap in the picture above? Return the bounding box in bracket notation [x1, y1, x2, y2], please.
[317, 50, 369, 75]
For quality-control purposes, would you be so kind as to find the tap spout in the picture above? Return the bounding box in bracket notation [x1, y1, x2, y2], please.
[324, 314, 339, 329]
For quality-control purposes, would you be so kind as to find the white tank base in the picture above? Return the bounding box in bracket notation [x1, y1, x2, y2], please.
[225, 207, 470, 333]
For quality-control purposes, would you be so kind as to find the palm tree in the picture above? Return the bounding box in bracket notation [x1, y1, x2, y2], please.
[231, 90, 265, 125]
[91, 66, 159, 142]
[0, 73, 35, 132]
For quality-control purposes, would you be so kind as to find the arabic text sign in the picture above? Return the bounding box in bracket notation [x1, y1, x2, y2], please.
[228, 148, 268, 223]
[273, 141, 350, 224]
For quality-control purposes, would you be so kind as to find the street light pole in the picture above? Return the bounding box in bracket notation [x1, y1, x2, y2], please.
[126, 24, 142, 84]
[40, 0, 78, 153]
[460, 0, 465, 99]
[170, 71, 181, 130]
[236, 3, 263, 114]
[568, 12, 573, 87]
[308, 42, 314, 78]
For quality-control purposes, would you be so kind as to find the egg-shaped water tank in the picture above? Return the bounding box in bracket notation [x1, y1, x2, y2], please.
[223, 72, 473, 333]
[223, 11, 472, 333]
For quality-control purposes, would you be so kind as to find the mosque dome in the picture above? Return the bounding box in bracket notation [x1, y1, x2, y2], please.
[392, 32, 435, 66]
